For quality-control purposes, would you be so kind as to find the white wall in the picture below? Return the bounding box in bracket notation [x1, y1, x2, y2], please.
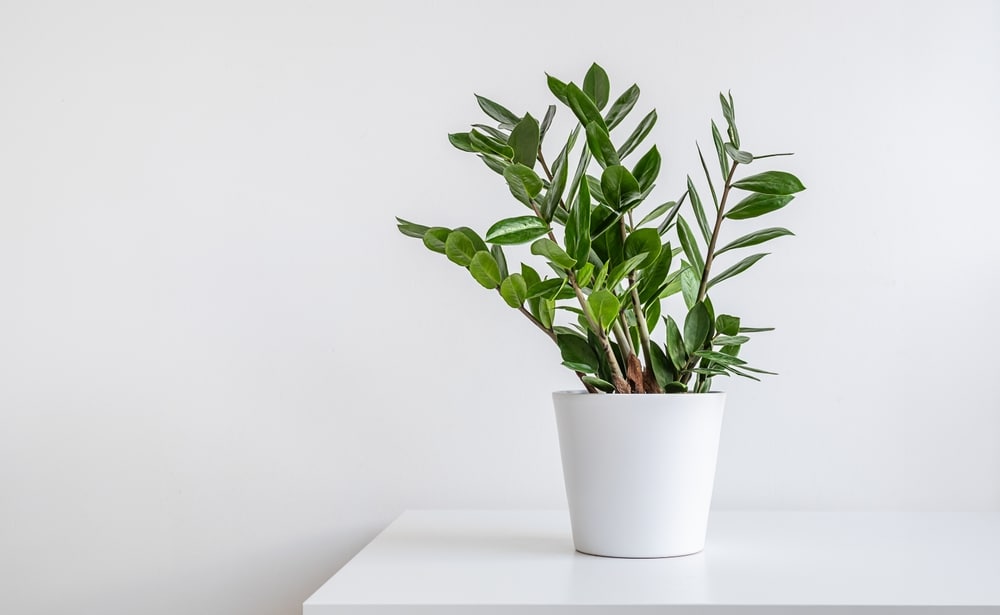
[1, 1, 998, 613]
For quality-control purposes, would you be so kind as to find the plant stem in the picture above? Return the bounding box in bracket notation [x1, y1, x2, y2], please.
[508, 294, 597, 394]
[696, 161, 739, 303]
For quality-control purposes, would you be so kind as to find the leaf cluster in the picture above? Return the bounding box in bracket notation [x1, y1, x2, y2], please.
[398, 64, 805, 394]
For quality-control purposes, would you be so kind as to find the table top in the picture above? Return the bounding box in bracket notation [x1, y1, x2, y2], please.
[303, 510, 1000, 614]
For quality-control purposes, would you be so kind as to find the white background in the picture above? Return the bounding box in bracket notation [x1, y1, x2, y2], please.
[1, 1, 998, 614]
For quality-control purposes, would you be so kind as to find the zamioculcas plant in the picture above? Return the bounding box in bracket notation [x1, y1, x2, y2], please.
[397, 63, 805, 395]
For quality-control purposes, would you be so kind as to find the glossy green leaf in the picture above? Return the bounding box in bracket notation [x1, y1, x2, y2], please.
[445, 231, 476, 266]
[684, 301, 711, 354]
[649, 341, 674, 388]
[557, 333, 600, 373]
[645, 297, 661, 333]
[677, 217, 704, 275]
[541, 126, 578, 222]
[623, 228, 661, 269]
[593, 260, 609, 290]
[687, 176, 712, 244]
[546, 73, 569, 105]
[472, 124, 510, 141]
[565, 142, 592, 214]
[711, 120, 729, 180]
[469, 129, 514, 159]
[588, 289, 620, 331]
[508, 113, 540, 167]
[576, 261, 595, 286]
[726, 193, 795, 220]
[607, 253, 649, 290]
[452, 227, 487, 253]
[724, 142, 753, 164]
[637, 201, 674, 228]
[663, 381, 688, 393]
[485, 216, 550, 245]
[396, 217, 429, 239]
[422, 227, 451, 254]
[740, 326, 775, 333]
[582, 63, 610, 110]
[585, 121, 619, 168]
[582, 375, 615, 392]
[530, 238, 577, 269]
[720, 92, 739, 148]
[448, 132, 475, 152]
[616, 109, 656, 160]
[475, 94, 520, 127]
[565, 82, 607, 131]
[694, 349, 747, 366]
[479, 154, 507, 175]
[500, 273, 528, 308]
[732, 170, 806, 195]
[713, 334, 750, 346]
[538, 298, 555, 329]
[707, 253, 768, 289]
[526, 277, 569, 300]
[539, 105, 557, 140]
[717, 227, 794, 254]
[637, 242, 673, 304]
[680, 266, 699, 309]
[566, 174, 592, 265]
[503, 163, 544, 206]
[604, 84, 639, 130]
[468, 251, 501, 288]
[491, 244, 508, 279]
[665, 315, 687, 371]
[600, 165, 642, 212]
[716, 314, 741, 336]
[632, 146, 661, 193]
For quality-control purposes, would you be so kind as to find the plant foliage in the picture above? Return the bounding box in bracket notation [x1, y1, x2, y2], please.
[398, 64, 805, 394]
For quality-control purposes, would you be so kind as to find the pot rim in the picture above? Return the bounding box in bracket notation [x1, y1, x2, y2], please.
[553, 389, 726, 396]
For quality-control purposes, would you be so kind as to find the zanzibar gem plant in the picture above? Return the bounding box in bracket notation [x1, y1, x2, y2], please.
[397, 63, 805, 395]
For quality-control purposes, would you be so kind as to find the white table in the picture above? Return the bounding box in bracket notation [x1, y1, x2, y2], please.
[304, 510, 1000, 614]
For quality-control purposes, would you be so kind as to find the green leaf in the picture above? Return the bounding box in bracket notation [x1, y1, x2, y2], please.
[472, 124, 510, 141]
[479, 154, 507, 175]
[445, 231, 476, 266]
[539, 105, 557, 140]
[711, 120, 729, 180]
[638, 242, 673, 304]
[565, 143, 592, 214]
[588, 289, 620, 331]
[521, 263, 541, 287]
[676, 217, 704, 275]
[557, 333, 600, 373]
[585, 121, 619, 168]
[582, 62, 610, 110]
[468, 251, 501, 288]
[736, 365, 778, 375]
[708, 253, 768, 289]
[565, 82, 607, 131]
[600, 165, 642, 212]
[485, 216, 550, 245]
[422, 227, 451, 254]
[644, 297, 661, 333]
[636, 201, 674, 228]
[740, 326, 775, 333]
[623, 228, 661, 269]
[663, 381, 688, 393]
[720, 92, 739, 148]
[713, 334, 750, 346]
[491, 244, 508, 279]
[694, 349, 747, 366]
[500, 273, 528, 308]
[526, 277, 570, 300]
[582, 375, 615, 392]
[632, 146, 661, 193]
[475, 94, 520, 127]
[530, 238, 577, 269]
[593, 260, 609, 290]
[732, 170, 806, 195]
[448, 132, 475, 152]
[684, 301, 711, 354]
[726, 193, 795, 220]
[538, 298, 555, 329]
[541, 125, 578, 222]
[665, 315, 687, 371]
[508, 113, 540, 167]
[453, 227, 487, 252]
[607, 253, 649, 289]
[680, 266, 699, 309]
[604, 84, 639, 130]
[716, 314, 741, 336]
[724, 142, 753, 164]
[546, 73, 569, 105]
[687, 176, 711, 244]
[616, 109, 656, 160]
[717, 227, 794, 254]
[503, 163, 544, 206]
[566, 173, 592, 265]
[469, 129, 514, 159]
[649, 341, 675, 388]
[576, 261, 595, 286]
[396, 217, 429, 239]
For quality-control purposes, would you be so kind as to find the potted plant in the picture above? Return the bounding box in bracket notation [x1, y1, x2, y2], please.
[396, 63, 805, 558]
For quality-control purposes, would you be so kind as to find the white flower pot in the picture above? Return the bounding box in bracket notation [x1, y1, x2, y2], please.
[553, 390, 726, 558]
